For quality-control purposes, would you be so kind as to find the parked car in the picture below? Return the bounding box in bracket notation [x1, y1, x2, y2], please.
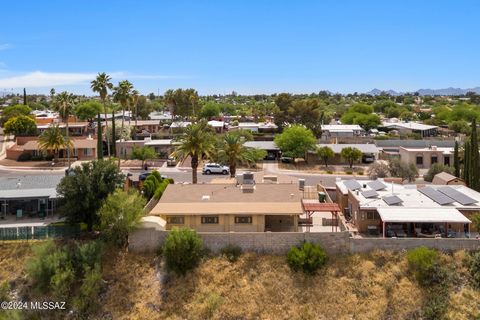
[362, 154, 375, 163]
[167, 156, 177, 167]
[202, 163, 230, 175]
[280, 156, 293, 163]
[265, 154, 276, 160]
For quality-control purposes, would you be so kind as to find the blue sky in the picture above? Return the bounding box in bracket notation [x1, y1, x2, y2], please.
[1, 0, 479, 95]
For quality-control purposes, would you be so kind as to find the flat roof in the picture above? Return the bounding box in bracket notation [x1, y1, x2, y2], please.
[382, 122, 438, 131]
[0, 188, 57, 199]
[375, 140, 456, 148]
[321, 124, 364, 131]
[377, 207, 470, 224]
[151, 183, 303, 215]
[399, 146, 453, 154]
[316, 144, 379, 154]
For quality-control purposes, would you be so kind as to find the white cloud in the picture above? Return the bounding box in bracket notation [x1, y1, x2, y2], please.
[0, 43, 13, 51]
[0, 71, 98, 88]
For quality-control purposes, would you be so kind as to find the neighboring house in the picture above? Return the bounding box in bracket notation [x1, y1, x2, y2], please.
[398, 145, 453, 168]
[244, 141, 280, 159]
[130, 120, 162, 137]
[381, 121, 438, 137]
[232, 122, 278, 133]
[150, 183, 304, 232]
[37, 122, 90, 136]
[320, 125, 365, 141]
[149, 111, 173, 122]
[207, 120, 226, 133]
[306, 144, 379, 164]
[336, 179, 476, 237]
[6, 136, 97, 161]
[0, 175, 62, 220]
[432, 172, 466, 186]
[375, 140, 456, 158]
[117, 138, 176, 159]
[99, 111, 132, 121]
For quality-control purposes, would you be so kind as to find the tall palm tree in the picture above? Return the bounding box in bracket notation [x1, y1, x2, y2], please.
[113, 80, 133, 148]
[55, 91, 75, 168]
[38, 124, 73, 162]
[90, 72, 113, 156]
[173, 121, 215, 184]
[218, 133, 251, 178]
[130, 89, 139, 127]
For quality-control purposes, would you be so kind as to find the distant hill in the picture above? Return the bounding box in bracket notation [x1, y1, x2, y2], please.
[366, 87, 480, 96]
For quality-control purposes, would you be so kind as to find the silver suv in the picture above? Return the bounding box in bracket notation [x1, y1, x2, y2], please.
[202, 163, 230, 175]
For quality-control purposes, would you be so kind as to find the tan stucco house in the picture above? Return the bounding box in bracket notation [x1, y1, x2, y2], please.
[150, 183, 303, 232]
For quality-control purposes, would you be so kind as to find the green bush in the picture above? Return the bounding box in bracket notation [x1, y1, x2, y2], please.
[287, 242, 327, 274]
[326, 170, 333, 174]
[154, 179, 172, 200]
[0, 281, 9, 301]
[220, 244, 242, 262]
[74, 264, 102, 313]
[357, 171, 364, 175]
[163, 228, 204, 276]
[345, 170, 353, 175]
[17, 153, 32, 162]
[469, 251, 480, 289]
[407, 247, 440, 286]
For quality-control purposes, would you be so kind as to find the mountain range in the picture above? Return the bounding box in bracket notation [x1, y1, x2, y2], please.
[366, 87, 480, 96]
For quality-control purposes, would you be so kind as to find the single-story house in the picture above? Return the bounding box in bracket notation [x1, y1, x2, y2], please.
[375, 140, 456, 158]
[150, 183, 303, 232]
[381, 121, 438, 137]
[306, 144, 379, 164]
[37, 122, 90, 136]
[320, 124, 365, 141]
[6, 136, 97, 161]
[244, 141, 280, 159]
[398, 145, 454, 168]
[336, 179, 477, 237]
[232, 122, 278, 133]
[117, 138, 176, 158]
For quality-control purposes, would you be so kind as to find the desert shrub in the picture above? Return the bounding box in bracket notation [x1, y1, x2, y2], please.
[407, 246, 453, 288]
[25, 240, 58, 292]
[345, 170, 353, 175]
[423, 163, 455, 182]
[326, 170, 333, 174]
[287, 242, 327, 274]
[367, 161, 389, 179]
[220, 244, 242, 262]
[422, 288, 450, 320]
[469, 251, 480, 289]
[357, 171, 364, 175]
[163, 228, 204, 276]
[0, 281, 9, 301]
[74, 264, 102, 313]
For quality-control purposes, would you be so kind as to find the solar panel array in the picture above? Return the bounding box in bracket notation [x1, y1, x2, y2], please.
[437, 186, 477, 205]
[343, 179, 362, 190]
[418, 186, 455, 205]
[367, 180, 387, 191]
[361, 190, 379, 198]
[383, 195, 403, 205]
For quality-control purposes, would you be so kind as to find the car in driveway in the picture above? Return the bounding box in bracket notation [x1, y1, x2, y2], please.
[202, 163, 230, 175]
[166, 156, 177, 167]
[280, 156, 293, 163]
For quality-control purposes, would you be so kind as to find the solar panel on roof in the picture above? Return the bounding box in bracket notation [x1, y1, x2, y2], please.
[418, 186, 455, 205]
[383, 195, 403, 205]
[343, 179, 362, 190]
[437, 187, 477, 205]
[367, 180, 387, 191]
[361, 190, 379, 198]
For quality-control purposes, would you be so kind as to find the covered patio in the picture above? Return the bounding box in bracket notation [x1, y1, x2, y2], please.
[0, 188, 58, 221]
[300, 200, 341, 232]
[377, 207, 471, 238]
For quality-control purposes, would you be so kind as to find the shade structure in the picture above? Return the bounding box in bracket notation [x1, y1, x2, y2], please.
[377, 207, 471, 224]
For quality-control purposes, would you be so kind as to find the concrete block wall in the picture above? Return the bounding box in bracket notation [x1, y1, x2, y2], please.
[350, 237, 480, 253]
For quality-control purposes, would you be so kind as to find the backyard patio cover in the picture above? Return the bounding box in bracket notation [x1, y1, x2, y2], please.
[377, 207, 471, 224]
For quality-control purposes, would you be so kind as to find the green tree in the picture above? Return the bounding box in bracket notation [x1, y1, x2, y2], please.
[3, 115, 37, 136]
[200, 101, 220, 119]
[449, 120, 471, 134]
[274, 125, 316, 160]
[131, 145, 158, 168]
[98, 189, 146, 247]
[38, 124, 72, 162]
[91, 72, 113, 157]
[471, 213, 480, 233]
[54, 91, 76, 168]
[470, 118, 480, 191]
[75, 100, 103, 159]
[173, 121, 215, 184]
[164, 88, 200, 118]
[423, 163, 455, 182]
[340, 147, 362, 168]
[316, 146, 335, 168]
[216, 133, 255, 178]
[163, 228, 204, 276]
[388, 158, 418, 182]
[56, 159, 124, 231]
[1, 104, 32, 125]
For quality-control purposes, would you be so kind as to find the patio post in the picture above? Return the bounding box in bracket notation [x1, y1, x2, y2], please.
[382, 221, 386, 238]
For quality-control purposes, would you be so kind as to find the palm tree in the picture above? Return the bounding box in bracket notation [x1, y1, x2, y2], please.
[173, 121, 215, 184]
[91, 72, 113, 156]
[218, 133, 250, 178]
[130, 89, 139, 127]
[38, 124, 73, 162]
[54, 91, 75, 168]
[113, 80, 133, 150]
